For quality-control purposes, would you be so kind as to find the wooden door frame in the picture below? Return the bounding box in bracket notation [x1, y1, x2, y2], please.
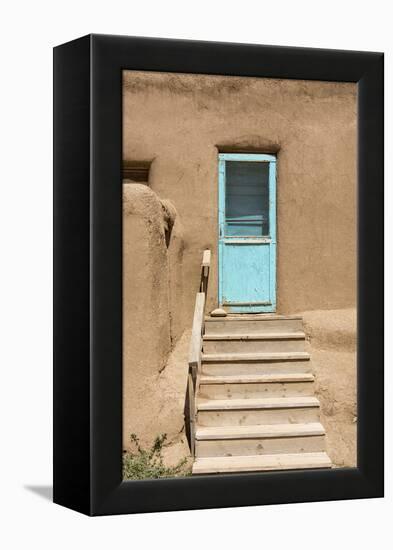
[218, 152, 277, 312]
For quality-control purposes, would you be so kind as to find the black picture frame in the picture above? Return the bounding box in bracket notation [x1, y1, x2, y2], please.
[53, 34, 384, 516]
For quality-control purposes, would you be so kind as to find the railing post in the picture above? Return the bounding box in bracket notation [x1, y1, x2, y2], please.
[200, 249, 211, 295]
[187, 373, 196, 456]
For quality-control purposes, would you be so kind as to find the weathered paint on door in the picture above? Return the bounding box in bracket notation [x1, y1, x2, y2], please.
[218, 153, 276, 313]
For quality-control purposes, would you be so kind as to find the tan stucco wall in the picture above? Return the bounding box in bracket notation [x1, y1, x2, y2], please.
[123, 71, 357, 320]
[123, 184, 190, 451]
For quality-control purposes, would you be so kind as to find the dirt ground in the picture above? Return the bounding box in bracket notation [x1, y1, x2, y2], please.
[302, 308, 357, 467]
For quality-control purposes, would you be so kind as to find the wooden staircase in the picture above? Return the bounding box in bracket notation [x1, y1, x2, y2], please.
[191, 315, 332, 475]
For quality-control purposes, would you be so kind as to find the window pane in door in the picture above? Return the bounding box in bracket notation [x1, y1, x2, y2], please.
[225, 161, 270, 236]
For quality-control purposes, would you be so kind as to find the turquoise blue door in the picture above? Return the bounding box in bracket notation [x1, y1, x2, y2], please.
[218, 153, 276, 313]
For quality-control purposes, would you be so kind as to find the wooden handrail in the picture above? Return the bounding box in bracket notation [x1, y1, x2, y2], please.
[200, 249, 211, 294]
[188, 292, 205, 375]
[186, 249, 211, 457]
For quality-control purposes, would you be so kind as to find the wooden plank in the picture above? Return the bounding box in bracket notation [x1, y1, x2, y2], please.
[195, 422, 325, 440]
[202, 249, 211, 267]
[201, 351, 310, 362]
[203, 332, 305, 341]
[188, 292, 205, 369]
[187, 373, 195, 456]
[197, 406, 320, 426]
[196, 436, 326, 458]
[199, 381, 314, 399]
[218, 153, 277, 163]
[192, 452, 332, 474]
[205, 314, 303, 321]
[201, 249, 210, 293]
[197, 396, 320, 411]
[203, 337, 305, 354]
[223, 238, 272, 245]
[199, 373, 314, 384]
[204, 317, 304, 336]
[268, 159, 277, 311]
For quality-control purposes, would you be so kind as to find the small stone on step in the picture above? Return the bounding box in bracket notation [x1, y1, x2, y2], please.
[210, 308, 227, 317]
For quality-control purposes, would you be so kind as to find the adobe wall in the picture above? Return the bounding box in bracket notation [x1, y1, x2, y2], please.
[123, 71, 357, 323]
[123, 184, 190, 451]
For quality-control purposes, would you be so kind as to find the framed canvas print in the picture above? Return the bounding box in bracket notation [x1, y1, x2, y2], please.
[53, 34, 383, 516]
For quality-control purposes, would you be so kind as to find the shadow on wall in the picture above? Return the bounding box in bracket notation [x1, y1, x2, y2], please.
[123, 183, 190, 458]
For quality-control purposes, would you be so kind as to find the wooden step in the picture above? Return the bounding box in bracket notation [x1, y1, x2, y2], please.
[196, 422, 325, 440]
[196, 435, 325, 457]
[202, 360, 312, 376]
[201, 352, 311, 376]
[192, 452, 332, 474]
[203, 333, 306, 353]
[205, 316, 303, 335]
[202, 352, 310, 362]
[197, 396, 320, 426]
[206, 314, 303, 320]
[197, 396, 320, 411]
[199, 373, 314, 399]
[199, 373, 314, 384]
[203, 333, 305, 340]
[195, 423, 326, 457]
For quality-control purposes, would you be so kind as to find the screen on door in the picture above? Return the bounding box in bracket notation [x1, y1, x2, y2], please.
[225, 161, 270, 236]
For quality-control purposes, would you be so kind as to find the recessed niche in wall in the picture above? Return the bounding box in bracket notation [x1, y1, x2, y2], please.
[122, 160, 151, 184]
